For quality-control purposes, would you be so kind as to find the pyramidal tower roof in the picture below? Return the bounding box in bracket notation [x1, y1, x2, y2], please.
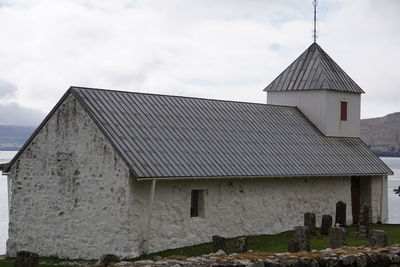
[264, 43, 364, 93]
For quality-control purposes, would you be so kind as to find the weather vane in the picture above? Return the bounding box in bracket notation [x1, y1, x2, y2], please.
[313, 0, 318, 43]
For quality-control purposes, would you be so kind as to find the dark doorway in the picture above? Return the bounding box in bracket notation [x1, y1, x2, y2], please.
[351, 176, 361, 224]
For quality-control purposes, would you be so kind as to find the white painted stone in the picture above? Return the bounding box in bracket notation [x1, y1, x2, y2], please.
[213, 249, 226, 256]
[138, 176, 353, 254]
[371, 175, 388, 223]
[7, 94, 135, 259]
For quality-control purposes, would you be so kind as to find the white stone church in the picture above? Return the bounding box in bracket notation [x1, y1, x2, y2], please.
[2, 43, 392, 259]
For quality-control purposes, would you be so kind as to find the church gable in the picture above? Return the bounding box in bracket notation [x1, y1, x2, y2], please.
[8, 92, 131, 182]
[6, 93, 134, 258]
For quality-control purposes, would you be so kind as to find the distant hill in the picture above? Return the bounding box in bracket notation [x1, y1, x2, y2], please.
[361, 112, 400, 157]
[0, 125, 35, 150]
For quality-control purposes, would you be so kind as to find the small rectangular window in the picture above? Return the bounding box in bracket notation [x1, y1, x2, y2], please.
[340, 101, 347, 121]
[190, 189, 204, 217]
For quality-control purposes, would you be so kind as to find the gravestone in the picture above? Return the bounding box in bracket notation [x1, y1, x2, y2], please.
[321, 215, 333, 235]
[236, 237, 248, 253]
[288, 239, 300, 253]
[356, 203, 370, 238]
[212, 235, 226, 253]
[335, 201, 346, 226]
[329, 226, 347, 249]
[304, 212, 316, 235]
[14, 251, 39, 267]
[294, 226, 311, 252]
[369, 230, 388, 247]
[98, 254, 121, 267]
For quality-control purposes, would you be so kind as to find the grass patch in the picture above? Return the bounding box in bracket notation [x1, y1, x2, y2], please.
[1, 224, 399, 266]
[0, 256, 95, 267]
[133, 224, 400, 261]
[0, 258, 13, 267]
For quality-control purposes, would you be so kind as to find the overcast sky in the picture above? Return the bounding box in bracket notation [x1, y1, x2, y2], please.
[0, 0, 398, 126]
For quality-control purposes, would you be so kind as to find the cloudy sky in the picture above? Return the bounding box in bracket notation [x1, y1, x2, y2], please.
[0, 0, 398, 126]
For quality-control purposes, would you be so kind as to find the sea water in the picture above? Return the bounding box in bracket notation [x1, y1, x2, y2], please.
[382, 157, 400, 224]
[0, 151, 17, 255]
[0, 151, 399, 254]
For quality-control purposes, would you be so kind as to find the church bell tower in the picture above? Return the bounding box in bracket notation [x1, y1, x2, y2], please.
[264, 42, 363, 138]
[265, 1, 363, 137]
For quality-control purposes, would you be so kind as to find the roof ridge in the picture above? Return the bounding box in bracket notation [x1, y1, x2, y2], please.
[70, 86, 298, 109]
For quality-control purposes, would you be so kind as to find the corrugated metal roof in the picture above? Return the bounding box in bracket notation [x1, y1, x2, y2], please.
[50, 86, 391, 179]
[264, 43, 365, 94]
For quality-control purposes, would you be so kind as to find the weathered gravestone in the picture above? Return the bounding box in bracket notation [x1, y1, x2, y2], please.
[369, 230, 388, 247]
[321, 215, 333, 235]
[304, 212, 316, 235]
[235, 237, 248, 253]
[356, 203, 370, 238]
[98, 254, 121, 267]
[329, 226, 347, 249]
[288, 239, 300, 253]
[293, 226, 311, 252]
[14, 251, 39, 267]
[212, 235, 226, 253]
[335, 201, 346, 226]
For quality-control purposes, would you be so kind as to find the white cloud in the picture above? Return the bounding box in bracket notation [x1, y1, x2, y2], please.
[0, 80, 44, 125]
[0, 80, 17, 99]
[0, 0, 398, 123]
[0, 102, 44, 126]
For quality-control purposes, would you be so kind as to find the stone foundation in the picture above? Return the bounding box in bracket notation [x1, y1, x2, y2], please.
[125, 245, 400, 266]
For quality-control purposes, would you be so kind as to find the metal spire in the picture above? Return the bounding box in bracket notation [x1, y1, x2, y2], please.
[313, 0, 318, 43]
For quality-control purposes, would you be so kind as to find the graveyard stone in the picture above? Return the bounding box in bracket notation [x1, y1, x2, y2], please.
[335, 201, 346, 226]
[321, 215, 333, 235]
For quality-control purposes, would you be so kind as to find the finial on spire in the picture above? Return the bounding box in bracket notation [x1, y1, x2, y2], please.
[313, 0, 318, 43]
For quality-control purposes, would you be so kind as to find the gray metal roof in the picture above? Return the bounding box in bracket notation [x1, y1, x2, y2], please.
[48, 86, 390, 179]
[264, 43, 365, 94]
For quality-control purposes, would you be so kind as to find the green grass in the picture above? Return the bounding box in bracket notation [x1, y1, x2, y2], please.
[135, 224, 400, 260]
[0, 256, 95, 267]
[1, 224, 399, 266]
[0, 258, 13, 267]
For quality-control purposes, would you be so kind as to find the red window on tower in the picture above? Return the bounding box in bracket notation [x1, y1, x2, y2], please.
[340, 101, 348, 121]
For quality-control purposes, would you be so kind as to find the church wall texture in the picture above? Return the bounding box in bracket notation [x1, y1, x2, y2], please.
[136, 176, 354, 254]
[370, 175, 388, 223]
[6, 94, 135, 259]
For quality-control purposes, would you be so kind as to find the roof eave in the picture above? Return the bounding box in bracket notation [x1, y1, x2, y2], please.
[70, 87, 140, 178]
[136, 172, 393, 181]
[264, 88, 365, 94]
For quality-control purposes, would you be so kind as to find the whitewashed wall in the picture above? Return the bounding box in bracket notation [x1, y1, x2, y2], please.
[267, 90, 328, 134]
[7, 94, 135, 260]
[325, 91, 361, 137]
[135, 176, 353, 254]
[359, 175, 388, 223]
[370, 175, 388, 223]
[267, 90, 360, 137]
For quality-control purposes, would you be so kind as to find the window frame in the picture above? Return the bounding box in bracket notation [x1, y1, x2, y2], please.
[340, 101, 348, 121]
[190, 189, 205, 218]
